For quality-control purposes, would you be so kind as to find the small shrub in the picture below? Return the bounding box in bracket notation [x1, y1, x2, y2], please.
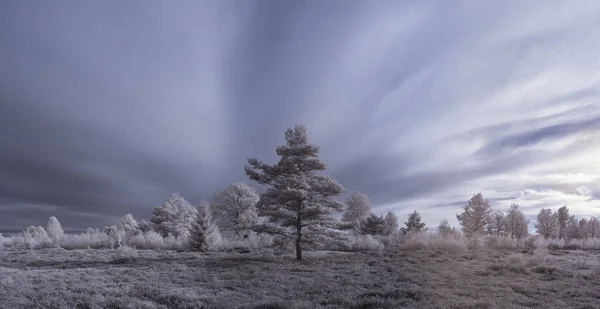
[347, 235, 384, 251]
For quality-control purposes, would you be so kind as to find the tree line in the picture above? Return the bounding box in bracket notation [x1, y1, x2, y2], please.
[7, 125, 597, 260]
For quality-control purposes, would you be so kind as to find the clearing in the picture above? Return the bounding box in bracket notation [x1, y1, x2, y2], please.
[1, 248, 599, 308]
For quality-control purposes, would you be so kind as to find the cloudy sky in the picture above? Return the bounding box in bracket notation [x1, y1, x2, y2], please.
[1, 1, 599, 231]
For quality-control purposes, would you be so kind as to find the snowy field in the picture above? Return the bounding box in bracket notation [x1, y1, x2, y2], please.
[1, 247, 600, 309]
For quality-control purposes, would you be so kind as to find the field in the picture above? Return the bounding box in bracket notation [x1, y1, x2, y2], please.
[2, 247, 600, 309]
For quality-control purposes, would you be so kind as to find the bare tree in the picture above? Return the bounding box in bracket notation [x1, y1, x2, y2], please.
[487, 210, 506, 237]
[456, 193, 492, 237]
[535, 208, 559, 239]
[401, 210, 426, 235]
[245, 125, 344, 261]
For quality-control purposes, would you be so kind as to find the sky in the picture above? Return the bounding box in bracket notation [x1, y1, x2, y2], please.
[1, 0, 599, 231]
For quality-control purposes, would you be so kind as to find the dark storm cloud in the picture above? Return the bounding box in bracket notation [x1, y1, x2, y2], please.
[1, 0, 600, 229]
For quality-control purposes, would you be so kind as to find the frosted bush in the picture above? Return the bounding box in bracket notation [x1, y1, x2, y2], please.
[348, 234, 384, 251]
[8, 226, 53, 249]
[528, 246, 549, 266]
[60, 231, 112, 249]
[163, 234, 189, 250]
[401, 232, 430, 250]
[581, 238, 600, 250]
[532, 236, 546, 249]
[466, 235, 485, 249]
[545, 237, 564, 250]
[379, 232, 404, 249]
[127, 231, 166, 250]
[485, 236, 519, 250]
[221, 232, 274, 251]
[429, 234, 468, 253]
[507, 252, 523, 264]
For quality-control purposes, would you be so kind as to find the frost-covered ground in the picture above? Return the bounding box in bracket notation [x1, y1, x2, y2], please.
[1, 247, 600, 309]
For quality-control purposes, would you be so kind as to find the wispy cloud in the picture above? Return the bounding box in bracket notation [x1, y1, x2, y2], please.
[1, 0, 599, 229]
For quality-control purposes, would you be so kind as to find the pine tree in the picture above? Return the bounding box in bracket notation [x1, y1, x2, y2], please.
[401, 210, 426, 235]
[188, 203, 221, 252]
[382, 211, 399, 236]
[211, 181, 260, 239]
[359, 213, 386, 235]
[456, 193, 492, 237]
[535, 208, 559, 239]
[245, 125, 344, 261]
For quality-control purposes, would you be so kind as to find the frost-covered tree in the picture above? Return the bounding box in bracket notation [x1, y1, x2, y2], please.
[245, 125, 344, 261]
[487, 210, 506, 237]
[456, 193, 492, 237]
[535, 208, 559, 239]
[586, 217, 600, 238]
[505, 204, 528, 240]
[119, 214, 140, 234]
[359, 213, 386, 235]
[382, 211, 399, 236]
[25, 225, 48, 238]
[342, 192, 371, 223]
[137, 219, 153, 233]
[47, 216, 64, 246]
[189, 202, 221, 252]
[211, 181, 260, 238]
[557, 205, 569, 239]
[437, 220, 455, 236]
[150, 193, 197, 238]
[401, 210, 426, 235]
[565, 215, 583, 239]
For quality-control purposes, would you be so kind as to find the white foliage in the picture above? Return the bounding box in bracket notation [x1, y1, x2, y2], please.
[211, 181, 260, 238]
[119, 214, 139, 234]
[47, 216, 64, 247]
[150, 193, 197, 238]
[347, 234, 384, 251]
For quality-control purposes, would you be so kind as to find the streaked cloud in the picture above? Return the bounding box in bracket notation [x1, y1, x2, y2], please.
[0, 0, 598, 230]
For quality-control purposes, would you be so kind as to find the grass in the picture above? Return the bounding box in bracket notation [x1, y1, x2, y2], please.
[1, 247, 599, 309]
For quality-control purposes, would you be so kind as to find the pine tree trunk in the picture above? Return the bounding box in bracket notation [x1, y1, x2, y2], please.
[295, 215, 302, 261]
